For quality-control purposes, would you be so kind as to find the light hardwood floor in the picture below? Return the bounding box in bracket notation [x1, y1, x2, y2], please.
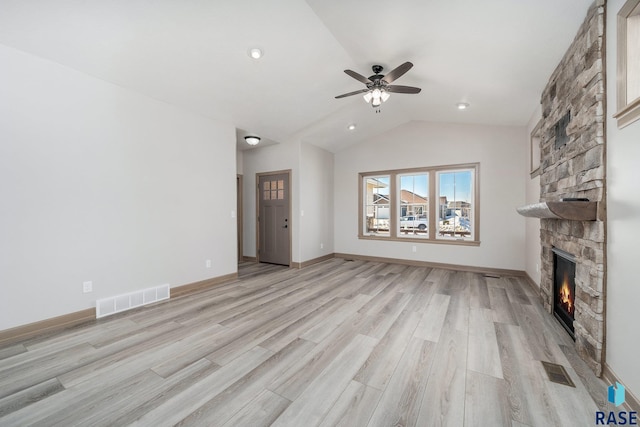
[0, 259, 614, 426]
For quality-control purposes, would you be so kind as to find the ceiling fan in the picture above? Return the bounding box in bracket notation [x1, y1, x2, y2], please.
[335, 62, 421, 111]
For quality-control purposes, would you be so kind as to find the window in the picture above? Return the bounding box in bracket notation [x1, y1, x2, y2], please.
[398, 173, 429, 239]
[359, 163, 479, 245]
[363, 175, 390, 236]
[437, 169, 474, 241]
[614, 0, 640, 128]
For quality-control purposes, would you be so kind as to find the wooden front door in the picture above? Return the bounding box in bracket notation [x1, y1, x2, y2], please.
[257, 171, 291, 266]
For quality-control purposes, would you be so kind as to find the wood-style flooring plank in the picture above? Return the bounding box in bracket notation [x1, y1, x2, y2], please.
[269, 309, 373, 401]
[176, 338, 314, 426]
[489, 286, 520, 325]
[0, 377, 64, 418]
[130, 346, 273, 426]
[467, 307, 503, 379]
[413, 293, 450, 342]
[270, 334, 377, 427]
[465, 370, 512, 426]
[318, 380, 381, 427]
[355, 308, 422, 390]
[366, 337, 435, 427]
[416, 328, 467, 427]
[221, 389, 290, 427]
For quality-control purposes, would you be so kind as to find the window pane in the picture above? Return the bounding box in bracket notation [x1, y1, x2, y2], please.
[437, 170, 473, 240]
[364, 175, 390, 236]
[398, 173, 429, 238]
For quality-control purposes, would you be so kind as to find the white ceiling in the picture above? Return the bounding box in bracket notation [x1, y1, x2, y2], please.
[0, 0, 594, 152]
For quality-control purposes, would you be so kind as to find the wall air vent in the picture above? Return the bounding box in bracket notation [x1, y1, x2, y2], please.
[96, 284, 170, 318]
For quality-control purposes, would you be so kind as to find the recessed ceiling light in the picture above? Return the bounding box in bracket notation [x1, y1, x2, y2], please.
[248, 48, 262, 59]
[457, 102, 470, 110]
[348, 124, 356, 131]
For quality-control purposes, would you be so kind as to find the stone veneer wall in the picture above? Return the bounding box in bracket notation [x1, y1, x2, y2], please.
[538, 0, 606, 376]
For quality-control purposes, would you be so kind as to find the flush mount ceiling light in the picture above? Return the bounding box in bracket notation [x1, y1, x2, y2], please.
[244, 136, 261, 146]
[347, 124, 356, 131]
[456, 102, 470, 110]
[248, 48, 262, 59]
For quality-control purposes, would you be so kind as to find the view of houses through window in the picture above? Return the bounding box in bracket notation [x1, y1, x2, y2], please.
[364, 175, 390, 236]
[361, 164, 477, 243]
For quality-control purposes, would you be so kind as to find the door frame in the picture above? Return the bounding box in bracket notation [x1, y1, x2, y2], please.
[237, 174, 243, 263]
[255, 169, 292, 267]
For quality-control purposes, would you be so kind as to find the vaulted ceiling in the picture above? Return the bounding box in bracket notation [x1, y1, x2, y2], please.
[0, 0, 594, 152]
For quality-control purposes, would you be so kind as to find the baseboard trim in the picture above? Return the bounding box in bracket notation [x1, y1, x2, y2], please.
[291, 253, 335, 269]
[171, 272, 238, 299]
[334, 252, 524, 277]
[0, 272, 238, 346]
[242, 256, 257, 262]
[602, 363, 640, 411]
[0, 308, 96, 347]
[523, 271, 540, 293]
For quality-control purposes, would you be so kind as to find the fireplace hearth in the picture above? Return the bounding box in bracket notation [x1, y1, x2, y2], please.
[553, 248, 576, 338]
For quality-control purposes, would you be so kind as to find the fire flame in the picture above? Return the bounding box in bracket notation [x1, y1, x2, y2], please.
[559, 271, 574, 315]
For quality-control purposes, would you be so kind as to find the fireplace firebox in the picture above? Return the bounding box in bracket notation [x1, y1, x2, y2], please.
[552, 248, 576, 338]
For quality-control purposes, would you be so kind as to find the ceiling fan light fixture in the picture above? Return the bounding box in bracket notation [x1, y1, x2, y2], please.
[248, 48, 262, 59]
[371, 97, 382, 107]
[363, 92, 373, 103]
[381, 91, 390, 102]
[244, 136, 261, 146]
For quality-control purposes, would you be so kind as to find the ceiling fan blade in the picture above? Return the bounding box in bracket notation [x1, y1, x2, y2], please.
[344, 69, 372, 84]
[386, 85, 421, 94]
[382, 62, 413, 84]
[335, 88, 370, 99]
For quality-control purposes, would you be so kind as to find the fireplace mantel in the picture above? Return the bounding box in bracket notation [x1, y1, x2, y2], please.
[516, 201, 598, 221]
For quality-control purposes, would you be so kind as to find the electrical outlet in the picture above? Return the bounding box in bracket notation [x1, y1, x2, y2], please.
[206, 259, 212, 268]
[83, 281, 93, 293]
[412, 246, 417, 253]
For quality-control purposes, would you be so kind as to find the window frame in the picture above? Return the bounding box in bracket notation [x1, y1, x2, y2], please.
[614, 0, 640, 128]
[358, 163, 480, 246]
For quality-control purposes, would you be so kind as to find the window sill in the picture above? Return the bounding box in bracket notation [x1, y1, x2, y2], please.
[614, 96, 640, 129]
[358, 234, 480, 246]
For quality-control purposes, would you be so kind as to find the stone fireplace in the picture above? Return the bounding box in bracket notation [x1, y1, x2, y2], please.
[520, 1, 606, 376]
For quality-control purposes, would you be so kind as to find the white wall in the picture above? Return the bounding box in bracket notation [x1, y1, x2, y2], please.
[242, 142, 301, 261]
[0, 45, 237, 331]
[334, 121, 527, 271]
[605, 0, 640, 400]
[525, 106, 542, 285]
[299, 142, 334, 261]
[236, 149, 244, 175]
